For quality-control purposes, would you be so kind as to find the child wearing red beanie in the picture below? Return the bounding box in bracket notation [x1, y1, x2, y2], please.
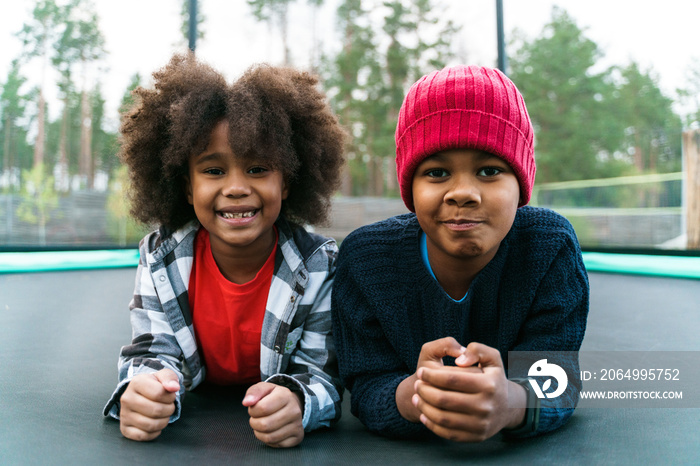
[331, 65, 589, 441]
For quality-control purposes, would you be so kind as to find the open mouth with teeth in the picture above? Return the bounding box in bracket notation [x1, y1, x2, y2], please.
[220, 210, 258, 219]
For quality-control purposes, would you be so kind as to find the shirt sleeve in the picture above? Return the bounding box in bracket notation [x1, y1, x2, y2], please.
[102, 236, 188, 422]
[504, 233, 589, 438]
[266, 242, 343, 432]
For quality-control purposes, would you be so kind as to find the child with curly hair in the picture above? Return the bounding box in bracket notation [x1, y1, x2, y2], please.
[331, 65, 589, 442]
[103, 53, 346, 448]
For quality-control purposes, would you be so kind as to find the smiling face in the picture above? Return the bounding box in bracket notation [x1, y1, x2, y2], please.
[412, 148, 520, 274]
[186, 120, 288, 260]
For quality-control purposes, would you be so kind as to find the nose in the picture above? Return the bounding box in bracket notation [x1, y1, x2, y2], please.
[221, 170, 251, 198]
[444, 174, 480, 207]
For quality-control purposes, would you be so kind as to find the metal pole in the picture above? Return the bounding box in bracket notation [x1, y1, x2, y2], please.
[188, 0, 197, 53]
[496, 0, 507, 75]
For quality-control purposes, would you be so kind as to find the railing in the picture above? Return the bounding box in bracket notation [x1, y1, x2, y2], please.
[531, 172, 686, 250]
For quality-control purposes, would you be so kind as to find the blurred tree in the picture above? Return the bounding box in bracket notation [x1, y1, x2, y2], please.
[1, 60, 32, 192]
[247, 0, 325, 66]
[307, 0, 325, 70]
[91, 84, 118, 179]
[323, 0, 378, 195]
[324, 0, 456, 196]
[118, 73, 142, 116]
[248, 0, 295, 64]
[509, 7, 626, 183]
[106, 165, 149, 246]
[51, 45, 75, 192]
[106, 165, 130, 246]
[16, 0, 64, 168]
[44, 86, 79, 191]
[52, 0, 106, 190]
[678, 57, 700, 129]
[614, 62, 682, 174]
[180, 0, 206, 48]
[16, 163, 59, 246]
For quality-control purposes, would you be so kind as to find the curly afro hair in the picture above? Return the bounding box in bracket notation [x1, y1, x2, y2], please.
[119, 53, 346, 231]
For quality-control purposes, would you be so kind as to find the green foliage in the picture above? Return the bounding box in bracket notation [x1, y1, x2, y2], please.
[106, 165, 146, 246]
[119, 73, 142, 116]
[16, 163, 59, 245]
[509, 7, 682, 184]
[323, 0, 457, 195]
[15, 0, 63, 62]
[247, 0, 293, 21]
[91, 84, 119, 175]
[53, 0, 105, 70]
[2, 1, 689, 249]
[45, 86, 80, 171]
[0, 61, 28, 130]
[509, 7, 625, 183]
[613, 62, 682, 173]
[1, 60, 33, 189]
[16, 0, 66, 168]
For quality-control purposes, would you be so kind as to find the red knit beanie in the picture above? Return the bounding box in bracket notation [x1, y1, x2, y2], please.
[395, 65, 535, 212]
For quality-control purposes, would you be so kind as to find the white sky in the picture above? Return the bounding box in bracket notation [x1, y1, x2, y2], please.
[1, 0, 699, 131]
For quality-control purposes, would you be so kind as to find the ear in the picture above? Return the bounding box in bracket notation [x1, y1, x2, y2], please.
[184, 175, 193, 205]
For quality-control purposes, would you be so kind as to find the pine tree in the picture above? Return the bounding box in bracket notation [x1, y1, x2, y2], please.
[509, 7, 625, 183]
[1, 60, 31, 191]
[16, 0, 63, 168]
[324, 0, 457, 196]
[614, 62, 682, 174]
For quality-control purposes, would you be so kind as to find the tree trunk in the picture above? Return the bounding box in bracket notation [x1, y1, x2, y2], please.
[386, 156, 397, 193]
[3, 115, 11, 187]
[38, 202, 47, 246]
[58, 96, 70, 192]
[80, 88, 93, 189]
[683, 130, 700, 249]
[309, 3, 319, 71]
[340, 161, 352, 196]
[372, 156, 384, 196]
[33, 89, 46, 168]
[280, 4, 290, 65]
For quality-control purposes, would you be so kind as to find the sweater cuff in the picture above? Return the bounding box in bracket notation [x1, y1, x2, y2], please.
[103, 378, 182, 423]
[265, 374, 310, 429]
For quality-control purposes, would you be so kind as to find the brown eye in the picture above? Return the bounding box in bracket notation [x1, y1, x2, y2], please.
[477, 167, 502, 177]
[425, 168, 449, 178]
[248, 166, 268, 175]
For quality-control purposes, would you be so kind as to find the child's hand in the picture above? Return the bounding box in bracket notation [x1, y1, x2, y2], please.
[243, 382, 304, 448]
[412, 342, 527, 442]
[396, 337, 481, 422]
[119, 368, 180, 441]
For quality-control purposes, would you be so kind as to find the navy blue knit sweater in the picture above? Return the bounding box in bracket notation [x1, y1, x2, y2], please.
[331, 206, 589, 439]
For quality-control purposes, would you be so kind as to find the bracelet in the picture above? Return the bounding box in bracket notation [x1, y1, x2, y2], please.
[503, 378, 540, 435]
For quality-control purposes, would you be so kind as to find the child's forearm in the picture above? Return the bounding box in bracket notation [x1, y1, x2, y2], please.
[504, 380, 528, 429]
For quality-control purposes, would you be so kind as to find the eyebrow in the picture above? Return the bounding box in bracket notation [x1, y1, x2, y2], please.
[192, 152, 224, 165]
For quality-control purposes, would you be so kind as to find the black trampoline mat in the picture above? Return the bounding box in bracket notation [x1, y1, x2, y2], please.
[1, 269, 699, 464]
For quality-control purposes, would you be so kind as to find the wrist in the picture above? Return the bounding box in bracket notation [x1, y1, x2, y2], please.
[504, 380, 528, 429]
[503, 378, 540, 435]
[396, 373, 421, 423]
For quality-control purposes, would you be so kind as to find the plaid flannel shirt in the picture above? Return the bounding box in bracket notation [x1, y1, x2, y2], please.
[103, 216, 342, 432]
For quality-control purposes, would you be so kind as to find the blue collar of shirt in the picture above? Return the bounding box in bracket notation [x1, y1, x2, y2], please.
[420, 231, 468, 303]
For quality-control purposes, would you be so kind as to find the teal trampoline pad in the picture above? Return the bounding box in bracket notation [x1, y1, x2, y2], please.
[0, 249, 140, 273]
[0, 249, 698, 278]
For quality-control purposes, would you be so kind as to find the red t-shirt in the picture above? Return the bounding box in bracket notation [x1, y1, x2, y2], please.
[188, 227, 277, 385]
